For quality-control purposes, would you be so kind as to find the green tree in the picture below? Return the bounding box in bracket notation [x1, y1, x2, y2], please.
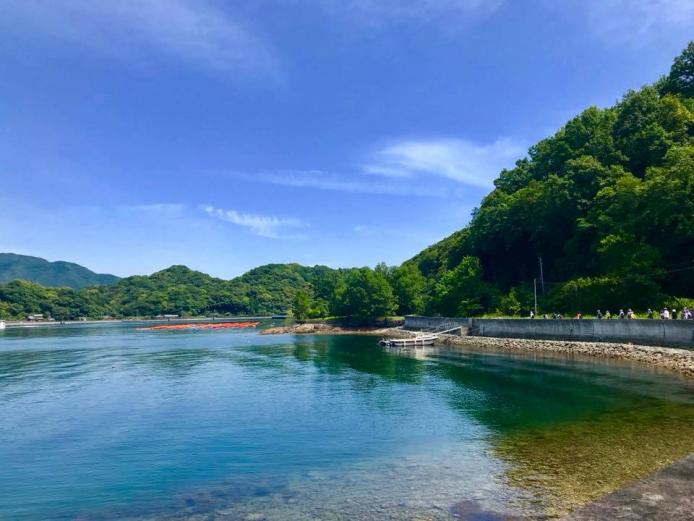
[0, 300, 12, 319]
[292, 287, 313, 320]
[497, 288, 522, 316]
[431, 257, 498, 317]
[389, 263, 426, 315]
[340, 267, 396, 321]
[662, 41, 694, 97]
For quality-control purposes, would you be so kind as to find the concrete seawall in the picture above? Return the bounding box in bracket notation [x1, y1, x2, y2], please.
[404, 316, 694, 349]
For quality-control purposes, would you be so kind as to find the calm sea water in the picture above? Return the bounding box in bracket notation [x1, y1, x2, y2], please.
[1, 323, 693, 520]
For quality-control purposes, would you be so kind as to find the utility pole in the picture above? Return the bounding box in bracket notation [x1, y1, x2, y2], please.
[538, 256, 545, 296]
[533, 278, 538, 316]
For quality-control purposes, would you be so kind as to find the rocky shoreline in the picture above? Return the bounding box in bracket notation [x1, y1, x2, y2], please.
[260, 323, 413, 338]
[261, 324, 694, 378]
[438, 334, 694, 378]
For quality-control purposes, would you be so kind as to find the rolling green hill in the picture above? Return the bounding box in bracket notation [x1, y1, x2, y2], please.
[0, 263, 336, 319]
[91, 263, 332, 317]
[0, 253, 120, 289]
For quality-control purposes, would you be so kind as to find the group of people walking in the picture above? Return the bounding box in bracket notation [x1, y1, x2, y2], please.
[595, 308, 693, 320]
[595, 307, 693, 319]
[652, 307, 693, 320]
[529, 307, 693, 320]
[594, 309, 637, 319]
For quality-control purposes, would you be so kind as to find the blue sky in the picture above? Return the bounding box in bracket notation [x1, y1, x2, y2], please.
[0, 0, 692, 278]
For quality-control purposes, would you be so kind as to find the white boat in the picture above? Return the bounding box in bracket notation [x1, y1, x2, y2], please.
[0, 320, 5, 330]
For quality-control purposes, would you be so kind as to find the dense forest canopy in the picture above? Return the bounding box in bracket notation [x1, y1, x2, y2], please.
[1, 43, 692, 321]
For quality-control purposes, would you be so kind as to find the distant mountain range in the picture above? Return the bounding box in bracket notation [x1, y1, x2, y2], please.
[0, 253, 120, 289]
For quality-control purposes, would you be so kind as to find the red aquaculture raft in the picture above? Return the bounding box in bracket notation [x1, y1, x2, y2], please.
[139, 321, 260, 331]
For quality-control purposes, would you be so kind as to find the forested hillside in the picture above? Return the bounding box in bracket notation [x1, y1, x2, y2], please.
[407, 42, 694, 315]
[0, 253, 119, 289]
[0, 264, 331, 320]
[0, 259, 419, 321]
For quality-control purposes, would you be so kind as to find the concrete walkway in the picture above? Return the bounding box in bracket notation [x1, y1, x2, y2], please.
[566, 454, 694, 520]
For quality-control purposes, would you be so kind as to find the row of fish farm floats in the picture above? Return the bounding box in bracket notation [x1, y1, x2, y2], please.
[138, 321, 260, 331]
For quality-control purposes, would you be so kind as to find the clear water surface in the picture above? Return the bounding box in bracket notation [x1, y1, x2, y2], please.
[1, 323, 693, 520]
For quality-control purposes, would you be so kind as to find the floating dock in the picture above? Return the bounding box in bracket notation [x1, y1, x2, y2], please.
[379, 326, 463, 348]
[379, 335, 437, 348]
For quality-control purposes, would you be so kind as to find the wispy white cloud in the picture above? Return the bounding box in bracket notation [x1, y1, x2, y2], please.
[202, 205, 303, 239]
[231, 169, 451, 197]
[215, 136, 524, 196]
[118, 203, 186, 215]
[364, 138, 525, 187]
[568, 0, 694, 43]
[1, 0, 277, 75]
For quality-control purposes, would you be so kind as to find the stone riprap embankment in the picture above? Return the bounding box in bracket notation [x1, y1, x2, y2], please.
[438, 335, 694, 378]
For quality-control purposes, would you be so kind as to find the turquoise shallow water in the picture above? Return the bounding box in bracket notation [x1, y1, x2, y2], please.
[0, 323, 692, 520]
